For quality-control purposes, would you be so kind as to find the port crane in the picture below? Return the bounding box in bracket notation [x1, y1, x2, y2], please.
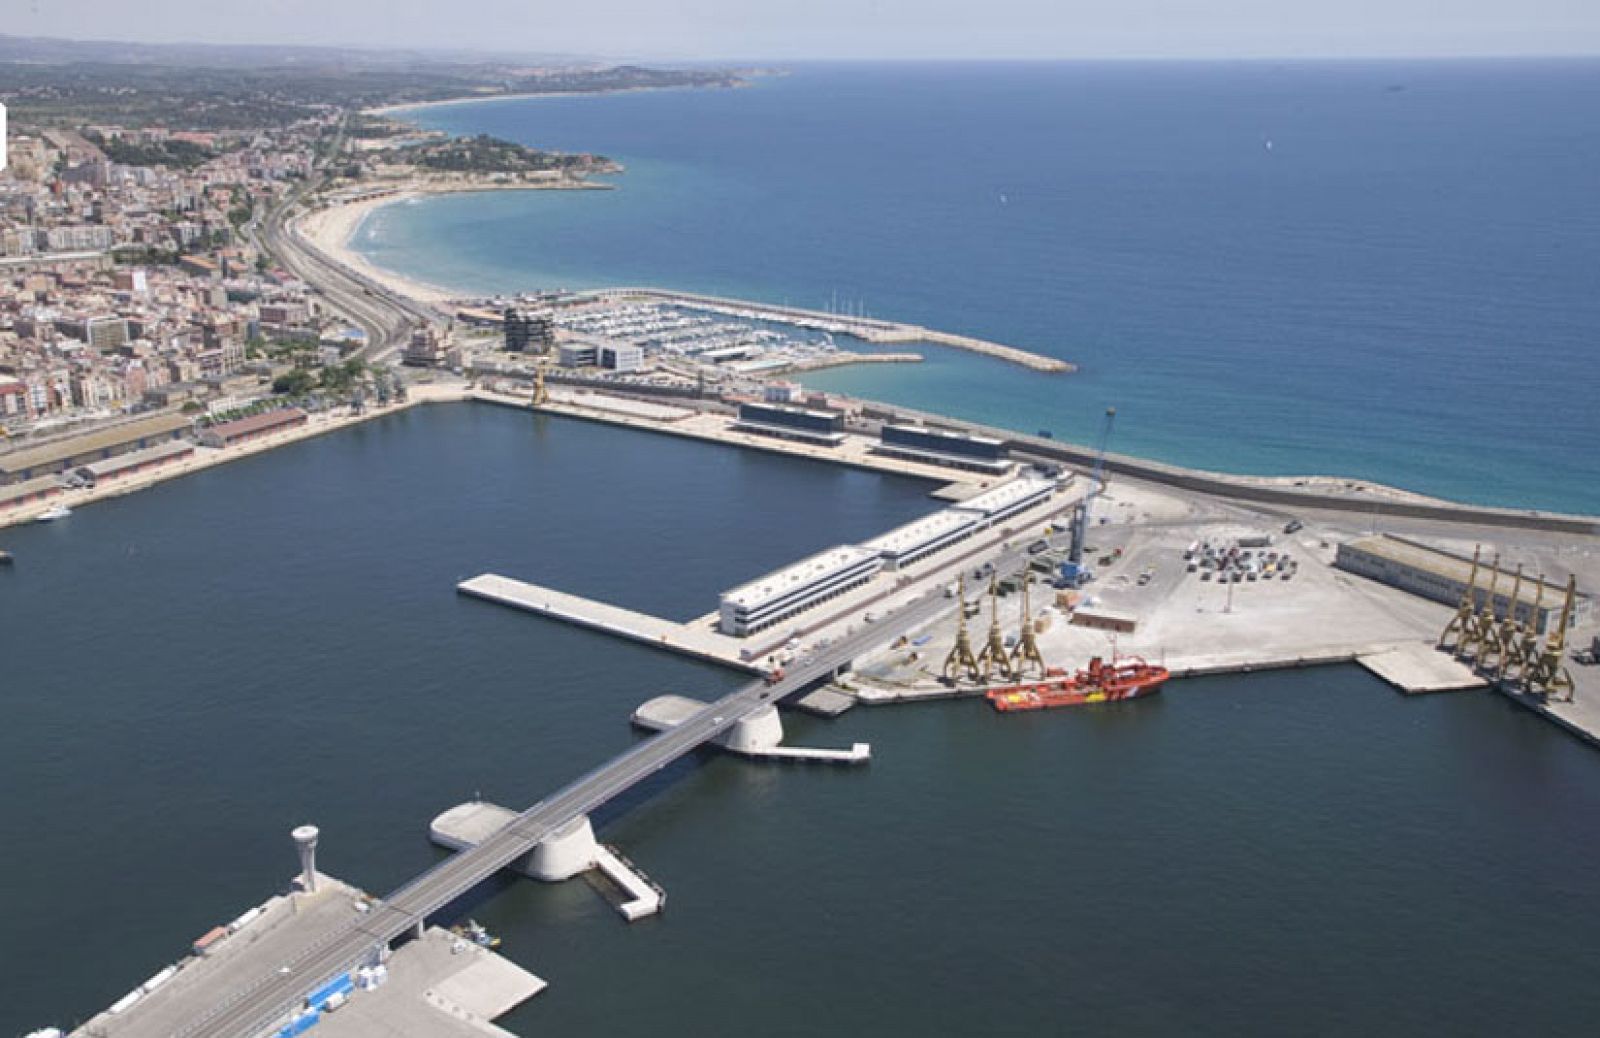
[942, 575, 982, 682]
[1438, 545, 1483, 653]
[1068, 407, 1117, 577]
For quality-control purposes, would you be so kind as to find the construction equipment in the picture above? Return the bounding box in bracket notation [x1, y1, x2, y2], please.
[1500, 573, 1544, 683]
[1009, 571, 1047, 677]
[1438, 545, 1483, 653]
[1479, 563, 1522, 675]
[941, 575, 981, 683]
[1458, 554, 1502, 661]
[531, 365, 550, 407]
[1524, 575, 1577, 702]
[974, 573, 1016, 682]
[1068, 407, 1117, 574]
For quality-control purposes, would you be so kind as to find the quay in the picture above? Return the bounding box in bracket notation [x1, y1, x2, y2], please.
[456, 573, 763, 673]
[592, 287, 1076, 372]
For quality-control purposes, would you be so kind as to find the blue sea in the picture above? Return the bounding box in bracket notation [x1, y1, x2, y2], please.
[359, 61, 1600, 513]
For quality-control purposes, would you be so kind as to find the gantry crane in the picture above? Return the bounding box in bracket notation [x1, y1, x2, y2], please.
[1439, 546, 1483, 653]
[531, 364, 550, 407]
[974, 573, 1016, 682]
[1524, 575, 1577, 702]
[1068, 407, 1117, 574]
[1501, 573, 1545, 684]
[1009, 570, 1047, 677]
[942, 575, 981, 683]
[1479, 563, 1523, 676]
[1458, 554, 1502, 662]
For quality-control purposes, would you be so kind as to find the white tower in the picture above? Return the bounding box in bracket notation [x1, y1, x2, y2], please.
[292, 825, 320, 893]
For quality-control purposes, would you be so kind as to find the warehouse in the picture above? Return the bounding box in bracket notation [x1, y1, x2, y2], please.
[1336, 534, 1590, 633]
[719, 545, 883, 636]
[875, 423, 1012, 474]
[0, 413, 193, 485]
[0, 475, 64, 513]
[862, 509, 980, 570]
[732, 402, 846, 446]
[73, 439, 195, 486]
[953, 476, 1056, 526]
[199, 408, 308, 449]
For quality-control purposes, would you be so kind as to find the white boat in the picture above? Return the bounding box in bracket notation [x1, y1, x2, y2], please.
[36, 504, 72, 522]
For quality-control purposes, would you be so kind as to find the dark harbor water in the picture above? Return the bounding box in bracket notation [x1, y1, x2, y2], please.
[3, 404, 1600, 1035]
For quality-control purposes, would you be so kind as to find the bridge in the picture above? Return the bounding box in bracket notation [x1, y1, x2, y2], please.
[172, 547, 1009, 1038]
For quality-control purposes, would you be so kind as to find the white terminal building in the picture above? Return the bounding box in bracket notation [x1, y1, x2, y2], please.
[717, 476, 1059, 636]
[719, 545, 883, 636]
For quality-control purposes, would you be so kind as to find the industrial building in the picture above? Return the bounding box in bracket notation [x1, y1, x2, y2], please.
[199, 408, 308, 449]
[862, 509, 981, 569]
[504, 308, 554, 354]
[876, 423, 1011, 474]
[556, 338, 644, 373]
[732, 402, 846, 446]
[0, 475, 64, 512]
[719, 545, 883, 636]
[1336, 535, 1591, 633]
[0, 412, 193, 484]
[72, 439, 194, 486]
[953, 476, 1056, 526]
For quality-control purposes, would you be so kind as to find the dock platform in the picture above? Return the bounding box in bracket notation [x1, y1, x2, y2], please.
[457, 573, 761, 673]
[1356, 643, 1489, 694]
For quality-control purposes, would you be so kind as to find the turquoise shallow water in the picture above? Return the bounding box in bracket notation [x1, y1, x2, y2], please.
[4, 405, 1600, 1035]
[361, 61, 1600, 513]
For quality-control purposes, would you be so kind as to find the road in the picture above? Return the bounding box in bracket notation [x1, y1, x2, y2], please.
[172, 542, 1030, 1037]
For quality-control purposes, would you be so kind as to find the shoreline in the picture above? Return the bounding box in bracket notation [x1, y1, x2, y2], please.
[364, 81, 749, 119]
[290, 177, 612, 306]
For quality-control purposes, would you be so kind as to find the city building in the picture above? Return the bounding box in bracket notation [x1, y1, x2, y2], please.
[198, 407, 308, 448]
[875, 423, 1011, 474]
[719, 545, 883, 636]
[732, 402, 846, 446]
[1336, 534, 1591, 633]
[504, 308, 554, 354]
[403, 327, 448, 367]
[0, 475, 65, 513]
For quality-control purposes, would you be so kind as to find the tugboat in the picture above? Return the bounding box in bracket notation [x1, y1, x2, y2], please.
[986, 654, 1169, 712]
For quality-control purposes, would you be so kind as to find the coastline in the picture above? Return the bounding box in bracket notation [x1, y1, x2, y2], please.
[365, 82, 746, 119]
[290, 176, 611, 307]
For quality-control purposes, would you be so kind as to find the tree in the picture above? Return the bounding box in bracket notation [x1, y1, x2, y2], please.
[273, 370, 317, 396]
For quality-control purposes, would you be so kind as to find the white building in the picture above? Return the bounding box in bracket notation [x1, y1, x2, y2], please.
[862, 510, 980, 570]
[953, 476, 1055, 525]
[719, 545, 883, 636]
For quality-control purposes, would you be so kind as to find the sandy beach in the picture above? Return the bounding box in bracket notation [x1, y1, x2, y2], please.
[293, 188, 463, 305]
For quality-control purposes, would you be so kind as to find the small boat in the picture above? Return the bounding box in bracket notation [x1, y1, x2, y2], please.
[35, 504, 72, 522]
[987, 654, 1169, 713]
[452, 919, 501, 949]
[0, 549, 13, 566]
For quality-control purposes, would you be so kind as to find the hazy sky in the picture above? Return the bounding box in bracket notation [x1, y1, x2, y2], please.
[12, 0, 1600, 60]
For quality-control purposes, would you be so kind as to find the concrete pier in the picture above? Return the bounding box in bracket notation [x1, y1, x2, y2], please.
[430, 802, 664, 921]
[456, 573, 761, 672]
[632, 694, 870, 763]
[1357, 643, 1488, 694]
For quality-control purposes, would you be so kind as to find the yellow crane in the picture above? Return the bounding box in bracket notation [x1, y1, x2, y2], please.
[531, 364, 550, 407]
[1458, 554, 1501, 662]
[1500, 573, 1545, 684]
[1438, 545, 1483, 653]
[941, 575, 981, 683]
[1479, 563, 1522, 676]
[974, 573, 1016, 682]
[1009, 570, 1047, 677]
[1523, 575, 1577, 702]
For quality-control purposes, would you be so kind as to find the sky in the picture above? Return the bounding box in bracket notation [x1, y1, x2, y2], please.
[9, 0, 1600, 60]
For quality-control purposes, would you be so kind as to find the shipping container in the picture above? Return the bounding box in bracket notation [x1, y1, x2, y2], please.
[306, 972, 354, 1009]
